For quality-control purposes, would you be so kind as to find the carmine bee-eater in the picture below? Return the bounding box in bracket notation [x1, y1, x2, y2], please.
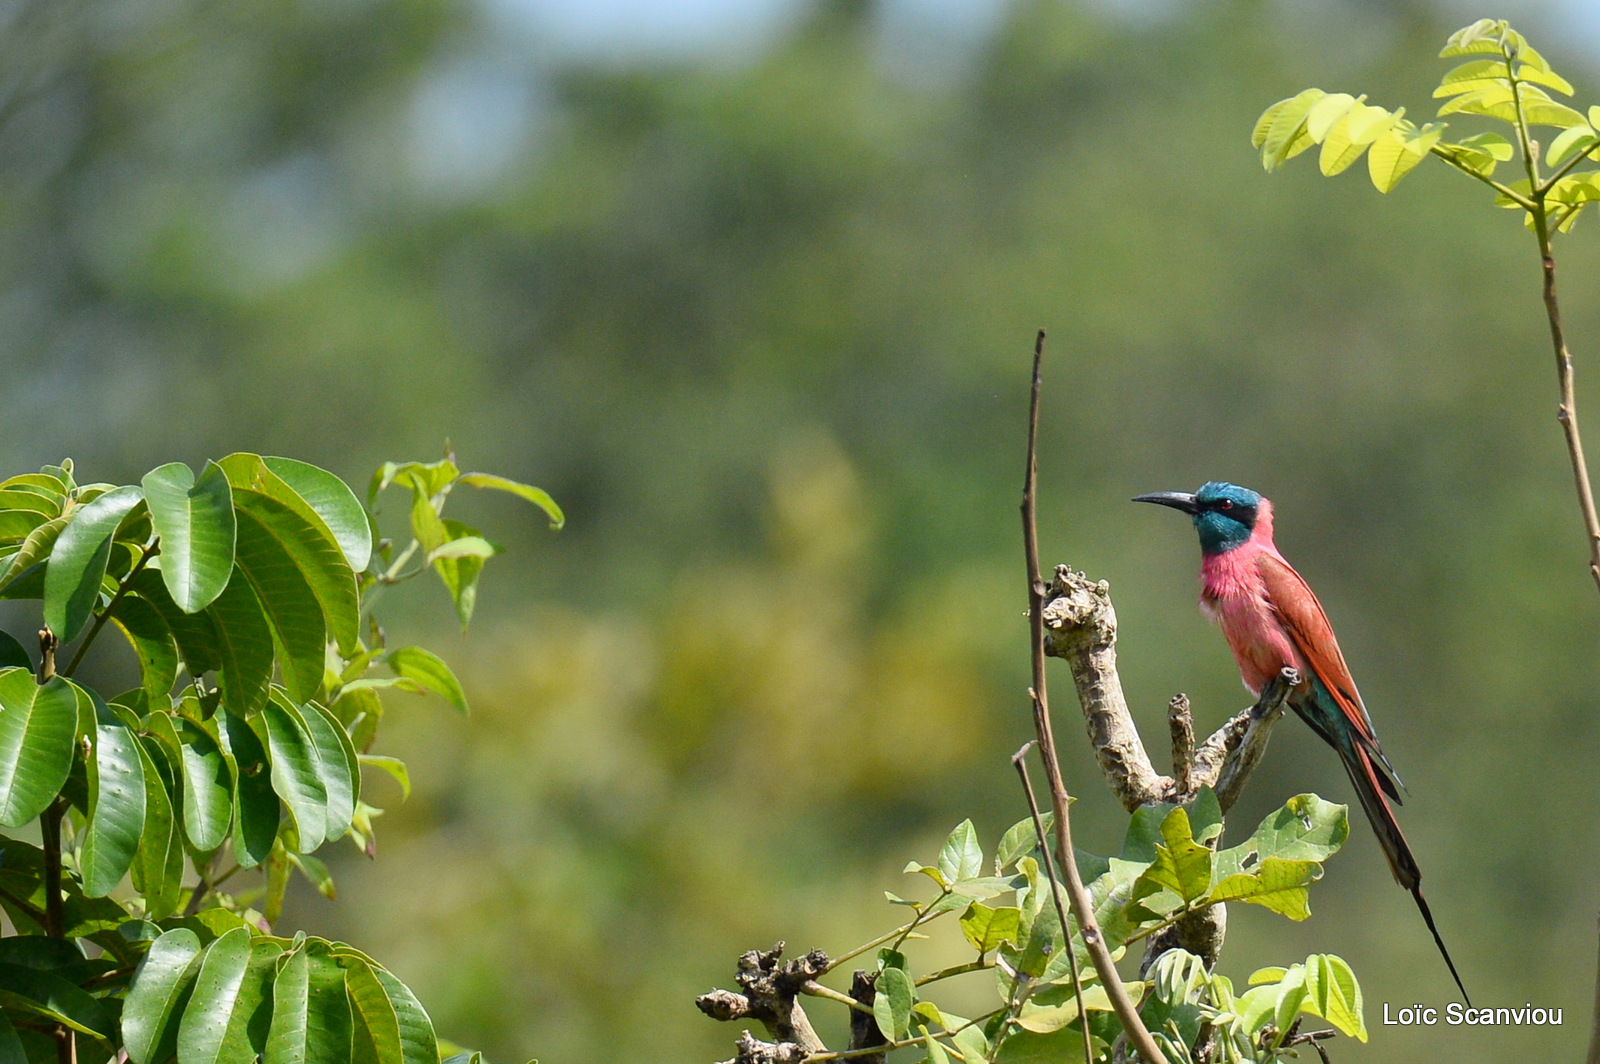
[1134, 481, 1469, 1003]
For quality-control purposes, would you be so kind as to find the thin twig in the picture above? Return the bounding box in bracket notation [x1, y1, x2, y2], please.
[1587, 915, 1600, 1064]
[799, 981, 872, 1015]
[914, 959, 991, 987]
[1505, 45, 1600, 597]
[1020, 330, 1169, 1064]
[1013, 741, 1093, 1064]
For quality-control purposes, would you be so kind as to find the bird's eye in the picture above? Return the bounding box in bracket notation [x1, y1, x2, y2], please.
[1217, 499, 1233, 510]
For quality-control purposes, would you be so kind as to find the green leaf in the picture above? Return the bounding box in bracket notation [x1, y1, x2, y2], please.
[0, 671, 78, 826]
[937, 820, 983, 884]
[995, 814, 1051, 872]
[177, 928, 254, 1064]
[214, 708, 279, 870]
[1208, 857, 1321, 920]
[214, 938, 284, 1064]
[405, 477, 448, 554]
[1439, 18, 1509, 58]
[959, 903, 1021, 952]
[342, 956, 405, 1064]
[0, 1013, 24, 1064]
[1217, 793, 1349, 874]
[431, 519, 489, 632]
[0, 632, 27, 672]
[1134, 808, 1212, 905]
[0, 490, 59, 518]
[80, 717, 146, 896]
[127, 726, 184, 920]
[872, 966, 914, 1041]
[288, 850, 337, 899]
[1251, 98, 1288, 149]
[42, 485, 143, 642]
[299, 699, 359, 843]
[1519, 64, 1575, 96]
[0, 961, 116, 1038]
[232, 488, 359, 658]
[992, 1026, 1095, 1064]
[0, 514, 67, 595]
[425, 537, 500, 562]
[1368, 122, 1444, 193]
[456, 473, 565, 529]
[303, 944, 354, 1064]
[1303, 92, 1358, 141]
[233, 504, 327, 703]
[173, 716, 233, 854]
[385, 647, 469, 714]
[143, 462, 236, 613]
[266, 946, 310, 1063]
[260, 694, 328, 851]
[1319, 104, 1400, 176]
[129, 569, 221, 677]
[1260, 88, 1325, 170]
[1547, 124, 1599, 168]
[261, 457, 373, 572]
[370, 962, 437, 1064]
[209, 571, 274, 717]
[109, 595, 179, 706]
[1305, 954, 1366, 1042]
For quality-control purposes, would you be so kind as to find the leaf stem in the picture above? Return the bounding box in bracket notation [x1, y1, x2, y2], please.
[823, 920, 921, 974]
[914, 959, 992, 987]
[62, 540, 158, 679]
[800, 981, 873, 1014]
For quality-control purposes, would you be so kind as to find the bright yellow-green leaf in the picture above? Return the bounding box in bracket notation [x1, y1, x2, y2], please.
[1304, 93, 1358, 142]
[1305, 954, 1367, 1042]
[1548, 125, 1600, 169]
[1251, 99, 1289, 149]
[1248, 966, 1288, 986]
[1436, 84, 1516, 120]
[1433, 59, 1507, 98]
[1014, 985, 1118, 1033]
[1368, 123, 1443, 193]
[1519, 63, 1574, 96]
[1261, 88, 1325, 171]
[1319, 104, 1399, 176]
[1439, 19, 1507, 58]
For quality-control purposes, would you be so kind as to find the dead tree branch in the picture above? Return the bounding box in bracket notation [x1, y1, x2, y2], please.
[1021, 331, 1171, 1064]
[1040, 566, 1296, 813]
[697, 943, 829, 1056]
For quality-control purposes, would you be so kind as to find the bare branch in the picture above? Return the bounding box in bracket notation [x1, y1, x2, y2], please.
[1191, 668, 1298, 811]
[1168, 695, 1194, 796]
[1022, 332, 1171, 1064]
[1039, 567, 1170, 810]
[715, 1031, 809, 1064]
[697, 944, 829, 1054]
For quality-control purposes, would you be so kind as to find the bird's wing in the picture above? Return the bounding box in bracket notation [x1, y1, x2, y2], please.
[1255, 551, 1382, 747]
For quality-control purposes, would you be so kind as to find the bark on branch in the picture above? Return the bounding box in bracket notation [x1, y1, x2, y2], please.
[697, 943, 829, 1057]
[1040, 564, 1295, 813]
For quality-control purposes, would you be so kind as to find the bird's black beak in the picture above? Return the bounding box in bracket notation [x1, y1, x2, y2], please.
[1132, 491, 1199, 514]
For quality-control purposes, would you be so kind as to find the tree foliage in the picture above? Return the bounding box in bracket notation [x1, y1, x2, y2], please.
[791, 791, 1363, 1064]
[0, 452, 557, 1063]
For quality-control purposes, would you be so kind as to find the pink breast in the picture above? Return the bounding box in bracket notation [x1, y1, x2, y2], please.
[1200, 543, 1304, 695]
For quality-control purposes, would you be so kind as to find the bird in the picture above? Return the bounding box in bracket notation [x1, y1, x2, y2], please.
[1133, 481, 1469, 1004]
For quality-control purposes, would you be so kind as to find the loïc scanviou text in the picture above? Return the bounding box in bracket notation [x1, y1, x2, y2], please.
[1383, 1003, 1562, 1026]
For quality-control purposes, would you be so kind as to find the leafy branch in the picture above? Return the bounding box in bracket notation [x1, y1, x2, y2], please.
[1253, 17, 1600, 597]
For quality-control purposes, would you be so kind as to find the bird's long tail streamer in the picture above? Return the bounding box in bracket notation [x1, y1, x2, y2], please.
[1344, 745, 1471, 1005]
[1410, 884, 1470, 1006]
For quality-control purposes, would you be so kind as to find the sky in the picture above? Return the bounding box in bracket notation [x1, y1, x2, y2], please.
[484, 0, 1600, 60]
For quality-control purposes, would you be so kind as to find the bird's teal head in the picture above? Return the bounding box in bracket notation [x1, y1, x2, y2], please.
[1132, 481, 1264, 555]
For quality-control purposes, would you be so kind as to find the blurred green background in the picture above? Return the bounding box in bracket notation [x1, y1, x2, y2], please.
[1, 0, 1598, 1059]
